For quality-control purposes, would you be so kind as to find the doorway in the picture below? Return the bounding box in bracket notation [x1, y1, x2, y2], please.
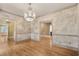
[7, 21, 15, 44]
[40, 22, 52, 36]
[0, 21, 15, 47]
[39, 22, 52, 47]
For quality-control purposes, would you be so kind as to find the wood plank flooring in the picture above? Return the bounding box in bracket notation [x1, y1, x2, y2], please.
[0, 36, 78, 56]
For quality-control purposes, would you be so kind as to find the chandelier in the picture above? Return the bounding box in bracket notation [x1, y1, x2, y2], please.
[24, 3, 36, 21]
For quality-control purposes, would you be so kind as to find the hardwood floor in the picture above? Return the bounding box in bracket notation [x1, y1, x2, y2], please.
[0, 36, 78, 56]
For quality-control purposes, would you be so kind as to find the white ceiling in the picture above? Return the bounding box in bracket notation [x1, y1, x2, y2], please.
[0, 3, 76, 17]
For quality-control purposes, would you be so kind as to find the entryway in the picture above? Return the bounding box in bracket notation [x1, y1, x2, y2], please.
[39, 22, 52, 47]
[0, 21, 15, 45]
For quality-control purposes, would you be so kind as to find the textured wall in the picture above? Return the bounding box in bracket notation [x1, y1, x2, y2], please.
[52, 5, 79, 51]
[0, 12, 31, 41]
[37, 5, 79, 51]
[31, 19, 40, 41]
[15, 17, 31, 41]
[53, 6, 77, 35]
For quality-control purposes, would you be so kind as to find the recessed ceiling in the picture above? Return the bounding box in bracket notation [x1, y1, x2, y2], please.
[0, 3, 76, 17]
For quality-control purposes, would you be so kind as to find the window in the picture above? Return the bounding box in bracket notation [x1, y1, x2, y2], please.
[0, 25, 8, 32]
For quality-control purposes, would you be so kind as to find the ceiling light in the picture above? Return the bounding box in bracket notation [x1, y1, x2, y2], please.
[24, 3, 36, 21]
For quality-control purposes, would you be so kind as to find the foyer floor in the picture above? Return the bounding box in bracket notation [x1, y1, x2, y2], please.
[0, 36, 78, 56]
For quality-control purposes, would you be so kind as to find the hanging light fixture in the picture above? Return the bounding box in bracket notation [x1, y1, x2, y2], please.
[24, 3, 36, 21]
